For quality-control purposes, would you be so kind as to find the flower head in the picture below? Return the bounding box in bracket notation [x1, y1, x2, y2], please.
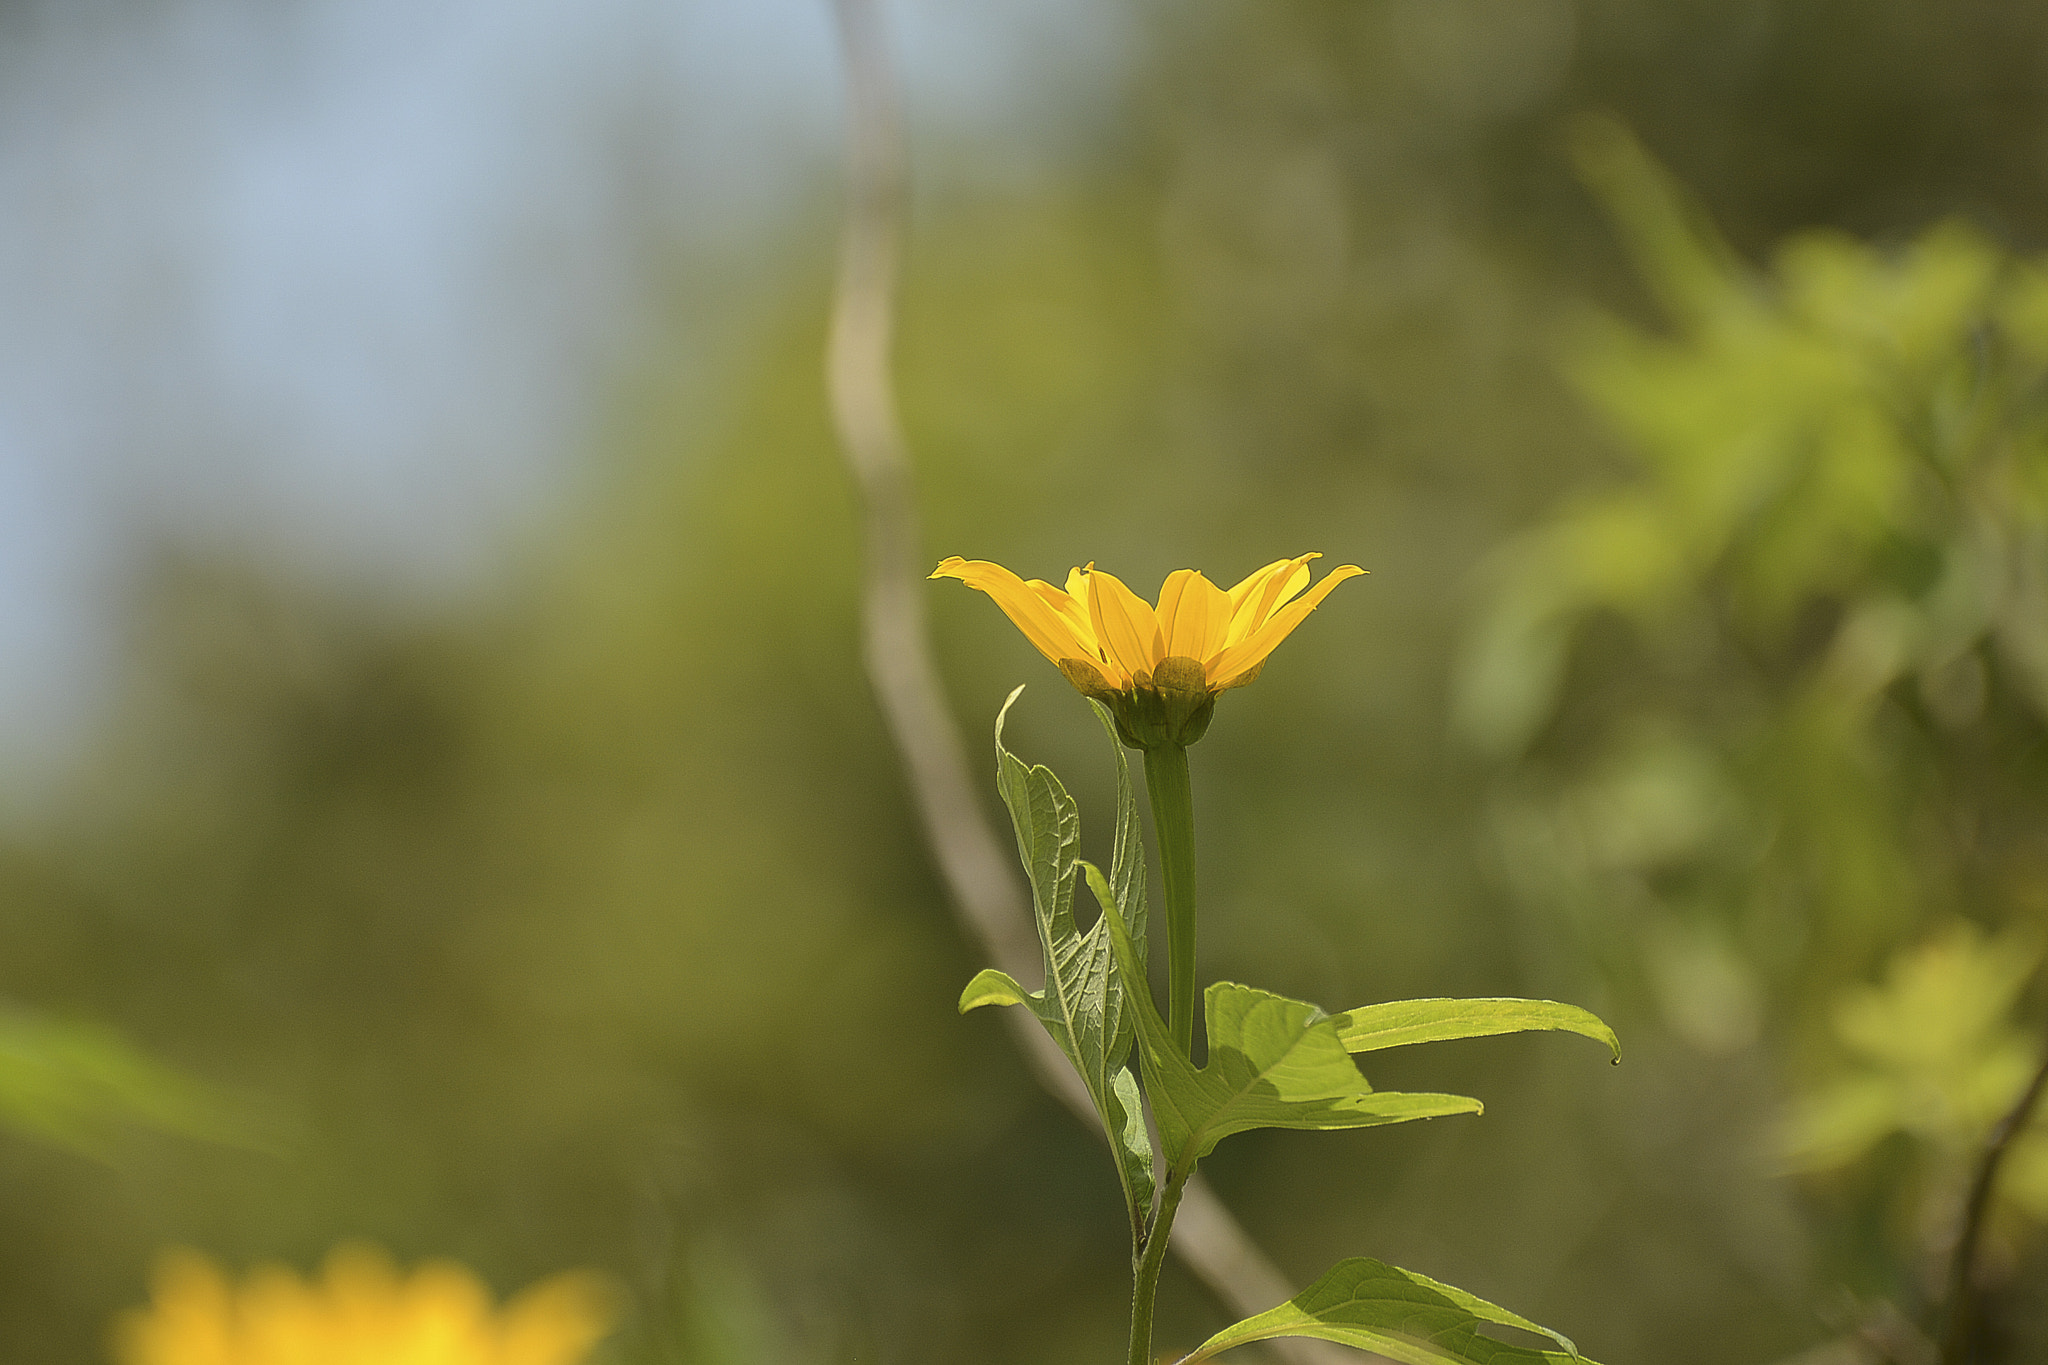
[931, 553, 1363, 747]
[113, 1244, 615, 1365]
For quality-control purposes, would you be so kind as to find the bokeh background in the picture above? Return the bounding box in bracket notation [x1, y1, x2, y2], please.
[4, 0, 2048, 1361]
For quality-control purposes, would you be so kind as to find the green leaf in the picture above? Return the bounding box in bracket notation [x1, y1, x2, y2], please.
[1180, 1257, 1597, 1365]
[959, 687, 1154, 1230]
[959, 968, 1030, 1012]
[1336, 999, 1620, 1062]
[1086, 865, 1480, 1179]
[1108, 1066, 1152, 1223]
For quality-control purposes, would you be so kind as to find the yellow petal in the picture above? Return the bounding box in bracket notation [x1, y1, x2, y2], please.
[1153, 569, 1194, 640]
[1047, 568, 1126, 684]
[1084, 567, 1165, 680]
[1224, 558, 1293, 608]
[1223, 554, 1319, 646]
[1206, 564, 1363, 688]
[1039, 574, 1096, 651]
[1156, 569, 1232, 664]
[931, 558, 1097, 666]
[498, 1272, 616, 1365]
[240, 1264, 321, 1363]
[114, 1251, 236, 1365]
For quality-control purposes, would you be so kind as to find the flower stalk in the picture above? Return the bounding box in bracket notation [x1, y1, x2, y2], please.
[1134, 738, 1196, 1359]
[1144, 741, 1200, 1058]
[1129, 1171, 1189, 1365]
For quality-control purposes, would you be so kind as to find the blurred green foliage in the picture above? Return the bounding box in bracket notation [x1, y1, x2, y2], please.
[0, 1007, 239, 1159]
[1459, 114, 2048, 1330]
[1779, 925, 2048, 1235]
[3, 1, 2048, 1362]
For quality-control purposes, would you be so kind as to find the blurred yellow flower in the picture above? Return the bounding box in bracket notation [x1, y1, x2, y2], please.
[931, 553, 1362, 746]
[113, 1244, 615, 1365]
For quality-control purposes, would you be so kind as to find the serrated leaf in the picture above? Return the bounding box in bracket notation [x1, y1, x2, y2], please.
[958, 688, 1153, 1231]
[1085, 865, 1481, 1179]
[1336, 999, 1620, 1062]
[1180, 1257, 1597, 1365]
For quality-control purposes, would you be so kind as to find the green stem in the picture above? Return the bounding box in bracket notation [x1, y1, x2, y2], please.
[1128, 1172, 1188, 1365]
[1143, 742, 1198, 1059]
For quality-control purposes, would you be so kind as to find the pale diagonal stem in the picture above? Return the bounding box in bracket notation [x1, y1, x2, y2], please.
[822, 3, 1360, 1363]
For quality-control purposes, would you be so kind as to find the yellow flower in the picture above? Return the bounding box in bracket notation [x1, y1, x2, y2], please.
[112, 1244, 615, 1365]
[931, 553, 1363, 747]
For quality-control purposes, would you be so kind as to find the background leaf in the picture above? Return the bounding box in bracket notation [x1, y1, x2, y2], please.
[1778, 924, 2046, 1209]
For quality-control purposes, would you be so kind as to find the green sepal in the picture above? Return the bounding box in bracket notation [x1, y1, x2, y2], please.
[1084, 864, 1481, 1181]
[960, 688, 1154, 1233]
[1337, 999, 1620, 1062]
[1099, 656, 1216, 749]
[1178, 1257, 1598, 1365]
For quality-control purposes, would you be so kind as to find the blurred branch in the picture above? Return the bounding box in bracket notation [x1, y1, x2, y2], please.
[821, 3, 1353, 1361]
[1941, 1013, 2048, 1364]
[1766, 1297, 1934, 1365]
